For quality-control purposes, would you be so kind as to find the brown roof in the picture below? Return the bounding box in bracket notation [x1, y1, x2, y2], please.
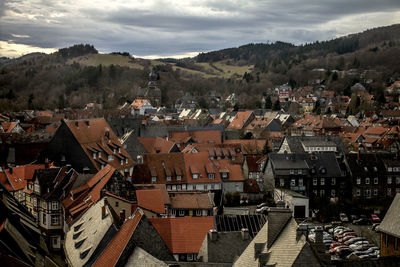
[245, 156, 261, 172]
[132, 153, 186, 185]
[130, 99, 151, 109]
[244, 179, 261, 193]
[184, 152, 222, 184]
[364, 126, 389, 136]
[224, 139, 265, 155]
[2, 164, 46, 191]
[228, 111, 254, 129]
[64, 118, 135, 171]
[169, 192, 213, 209]
[137, 137, 176, 153]
[136, 189, 165, 214]
[149, 216, 215, 254]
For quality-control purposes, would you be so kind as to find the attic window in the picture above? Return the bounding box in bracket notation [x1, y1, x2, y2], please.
[166, 176, 171, 182]
[118, 147, 121, 153]
[373, 166, 378, 172]
[73, 229, 84, 240]
[192, 173, 199, 179]
[176, 175, 182, 181]
[79, 246, 92, 259]
[108, 155, 113, 161]
[74, 221, 84, 232]
[364, 167, 368, 172]
[74, 237, 87, 249]
[151, 176, 157, 183]
[208, 173, 215, 179]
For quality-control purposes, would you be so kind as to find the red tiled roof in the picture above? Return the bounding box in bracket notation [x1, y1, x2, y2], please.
[137, 137, 176, 153]
[149, 216, 215, 254]
[1, 164, 46, 191]
[169, 192, 213, 209]
[228, 111, 254, 129]
[1, 122, 18, 133]
[136, 189, 165, 214]
[184, 152, 222, 184]
[169, 130, 222, 145]
[364, 126, 388, 136]
[245, 118, 272, 130]
[93, 209, 143, 267]
[245, 156, 262, 172]
[224, 139, 265, 155]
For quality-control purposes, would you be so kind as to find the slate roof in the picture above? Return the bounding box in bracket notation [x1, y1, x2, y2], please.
[215, 215, 267, 238]
[282, 135, 347, 154]
[149, 216, 215, 254]
[377, 193, 400, 238]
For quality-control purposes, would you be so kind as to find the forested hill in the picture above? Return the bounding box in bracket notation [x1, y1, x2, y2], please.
[1, 25, 400, 112]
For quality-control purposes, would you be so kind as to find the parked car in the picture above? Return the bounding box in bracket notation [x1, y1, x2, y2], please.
[346, 251, 368, 259]
[329, 245, 349, 254]
[364, 247, 379, 255]
[349, 241, 370, 250]
[256, 206, 268, 214]
[344, 237, 367, 246]
[340, 213, 349, 222]
[350, 215, 358, 221]
[330, 242, 342, 249]
[340, 235, 357, 243]
[371, 214, 381, 223]
[337, 247, 353, 258]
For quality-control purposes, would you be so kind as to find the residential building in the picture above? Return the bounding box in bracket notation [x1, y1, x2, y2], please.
[377, 193, 400, 257]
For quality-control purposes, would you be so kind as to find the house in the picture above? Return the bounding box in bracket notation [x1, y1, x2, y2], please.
[377, 193, 400, 257]
[29, 166, 78, 251]
[168, 129, 222, 149]
[130, 99, 154, 115]
[47, 118, 135, 174]
[224, 139, 266, 156]
[136, 188, 166, 218]
[234, 205, 321, 266]
[149, 216, 215, 261]
[266, 153, 346, 210]
[132, 153, 187, 191]
[119, 130, 148, 161]
[62, 165, 136, 226]
[0, 164, 45, 205]
[227, 111, 255, 130]
[169, 192, 214, 217]
[274, 188, 309, 218]
[197, 228, 252, 264]
[0, 121, 23, 134]
[92, 208, 175, 266]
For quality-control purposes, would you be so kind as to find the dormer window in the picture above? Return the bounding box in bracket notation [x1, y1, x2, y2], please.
[108, 155, 113, 161]
[166, 176, 171, 181]
[364, 167, 368, 172]
[221, 172, 228, 179]
[113, 148, 116, 154]
[373, 166, 378, 172]
[125, 158, 128, 164]
[118, 147, 121, 153]
[208, 173, 215, 179]
[98, 152, 101, 158]
[151, 176, 157, 183]
[192, 173, 199, 179]
[93, 153, 96, 159]
[120, 159, 123, 165]
[176, 175, 182, 181]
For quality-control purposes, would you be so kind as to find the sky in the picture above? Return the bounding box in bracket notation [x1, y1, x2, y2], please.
[0, 0, 400, 58]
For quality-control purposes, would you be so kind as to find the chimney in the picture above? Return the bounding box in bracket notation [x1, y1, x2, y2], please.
[276, 200, 285, 208]
[209, 229, 218, 241]
[314, 226, 323, 246]
[85, 120, 90, 127]
[120, 209, 126, 223]
[75, 121, 79, 127]
[102, 205, 106, 219]
[241, 228, 249, 241]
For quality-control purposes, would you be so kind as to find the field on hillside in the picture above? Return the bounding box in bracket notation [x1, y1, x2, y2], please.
[66, 54, 145, 69]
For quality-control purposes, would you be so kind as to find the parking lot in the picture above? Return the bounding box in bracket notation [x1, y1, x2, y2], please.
[346, 224, 380, 247]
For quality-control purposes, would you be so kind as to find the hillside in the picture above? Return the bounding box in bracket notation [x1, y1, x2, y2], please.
[1, 25, 400, 111]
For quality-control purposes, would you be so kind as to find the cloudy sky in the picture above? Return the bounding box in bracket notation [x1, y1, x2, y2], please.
[1, 0, 400, 58]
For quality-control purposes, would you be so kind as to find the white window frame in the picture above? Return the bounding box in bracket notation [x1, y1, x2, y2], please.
[388, 177, 392, 184]
[331, 178, 336, 185]
[290, 179, 296, 186]
[299, 178, 303, 187]
[356, 178, 361, 185]
[387, 188, 392, 196]
[151, 176, 157, 183]
[177, 175, 182, 181]
[51, 215, 60, 226]
[192, 173, 199, 179]
[331, 189, 336, 197]
[208, 173, 215, 179]
[313, 178, 318, 186]
[280, 179, 285, 187]
[108, 155, 113, 161]
[373, 188, 378, 196]
[179, 210, 185, 216]
[290, 170, 294, 175]
[196, 210, 202, 216]
[356, 189, 361, 196]
[320, 178, 325, 186]
[365, 177, 370, 185]
[166, 176, 171, 182]
[374, 177, 378, 185]
[51, 201, 58, 210]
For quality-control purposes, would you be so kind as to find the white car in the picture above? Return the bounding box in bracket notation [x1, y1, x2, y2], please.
[349, 241, 369, 250]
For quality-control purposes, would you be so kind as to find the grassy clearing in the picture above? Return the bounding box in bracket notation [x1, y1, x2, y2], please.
[67, 54, 145, 69]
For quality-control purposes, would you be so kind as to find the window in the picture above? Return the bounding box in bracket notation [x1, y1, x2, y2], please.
[42, 213, 46, 225]
[373, 166, 378, 172]
[320, 190, 325, 196]
[115, 201, 119, 207]
[51, 236, 60, 249]
[397, 188, 400, 194]
[208, 173, 215, 179]
[373, 188, 378, 196]
[166, 176, 171, 182]
[374, 177, 378, 185]
[120, 159, 123, 165]
[118, 147, 121, 153]
[331, 189, 336, 197]
[280, 179, 285, 187]
[176, 175, 182, 181]
[51, 215, 60, 226]
[192, 173, 199, 179]
[93, 153, 96, 159]
[356, 189, 361, 196]
[299, 178, 303, 187]
[171, 209, 176, 216]
[298, 170, 302, 175]
[388, 188, 392, 196]
[331, 178, 336, 185]
[388, 167, 393, 172]
[167, 185, 171, 191]
[193, 185, 196, 190]
[320, 178, 325, 186]
[313, 190, 318, 196]
[151, 176, 157, 183]
[125, 158, 128, 164]
[204, 185, 208, 190]
[313, 178, 318, 186]
[187, 253, 194, 261]
[98, 152, 101, 158]
[397, 177, 400, 185]
[235, 183, 240, 191]
[388, 177, 392, 184]
[52, 202, 59, 210]
[34, 183, 40, 194]
[356, 178, 361, 185]
[221, 172, 228, 179]
[290, 179, 296, 186]
[290, 170, 294, 175]
[211, 184, 214, 190]
[196, 210, 202, 216]
[249, 172, 253, 178]
[364, 167, 368, 172]
[365, 189, 371, 198]
[365, 177, 370, 185]
[179, 210, 185, 216]
[177, 185, 181, 190]
[108, 155, 113, 161]
[182, 184, 187, 190]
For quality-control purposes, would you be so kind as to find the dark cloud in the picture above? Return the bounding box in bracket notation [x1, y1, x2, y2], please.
[1, 0, 400, 57]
